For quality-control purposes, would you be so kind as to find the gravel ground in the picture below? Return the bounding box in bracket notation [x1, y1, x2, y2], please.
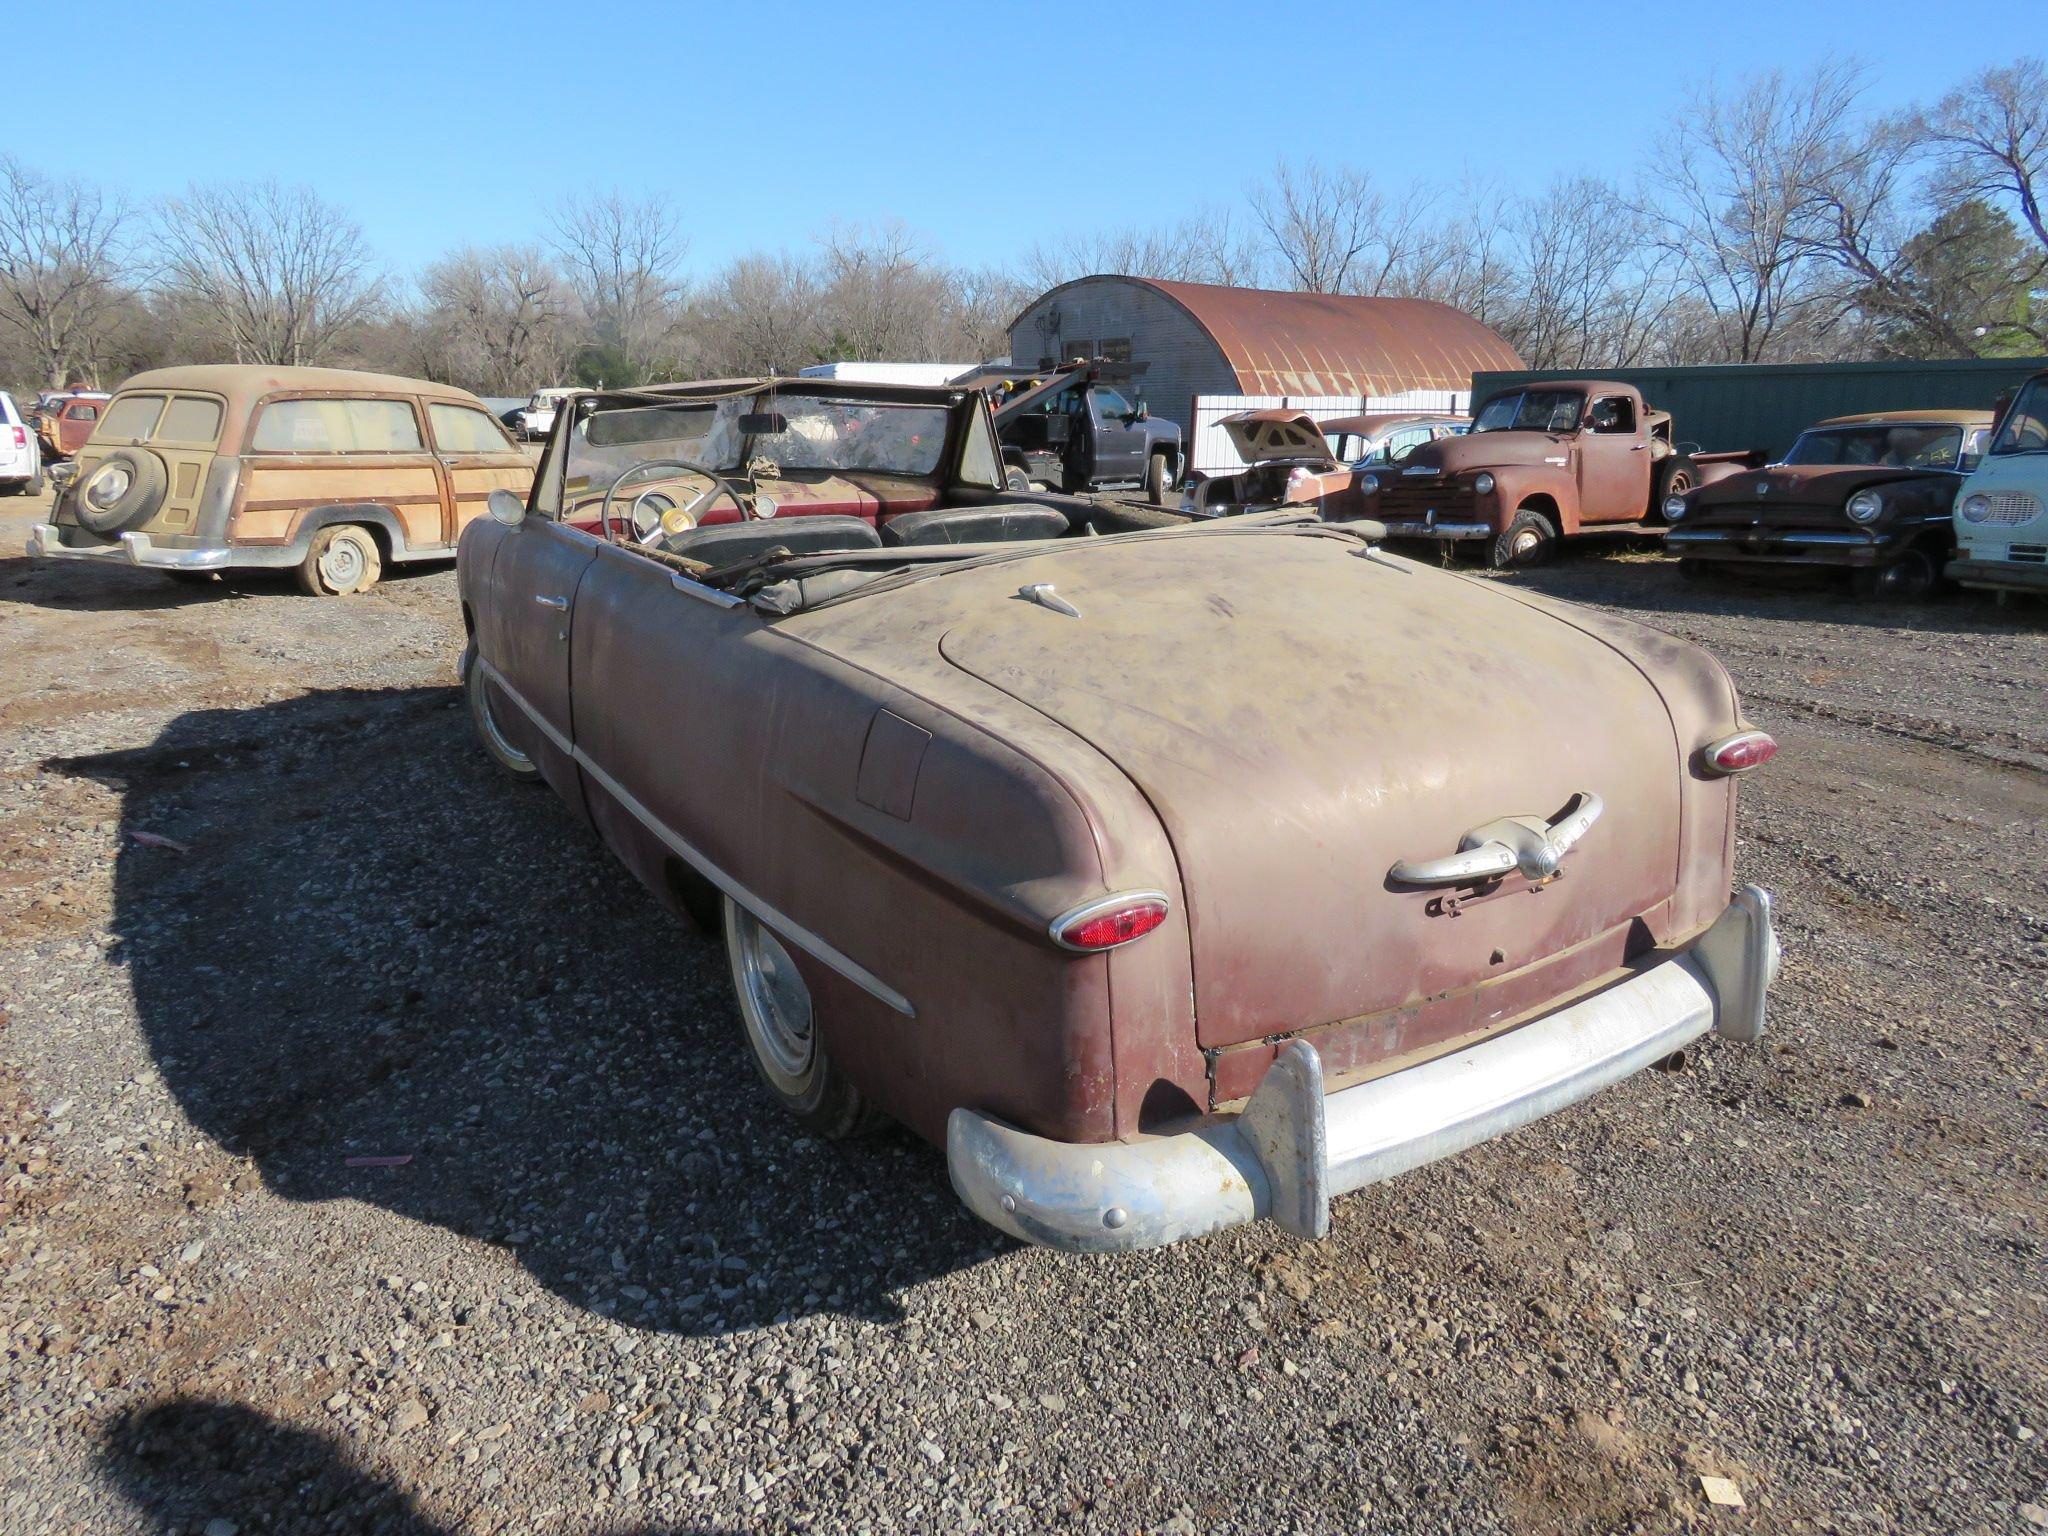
[2, 493, 2043, 1536]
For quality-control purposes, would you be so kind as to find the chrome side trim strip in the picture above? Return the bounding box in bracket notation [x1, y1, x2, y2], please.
[476, 657, 914, 1017]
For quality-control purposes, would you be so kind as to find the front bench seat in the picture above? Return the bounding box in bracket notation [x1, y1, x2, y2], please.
[880, 504, 1073, 547]
[663, 515, 881, 570]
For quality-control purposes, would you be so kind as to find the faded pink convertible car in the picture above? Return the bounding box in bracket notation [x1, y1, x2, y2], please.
[458, 376, 1780, 1252]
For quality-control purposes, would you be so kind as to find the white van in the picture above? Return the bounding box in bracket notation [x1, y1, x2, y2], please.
[0, 392, 44, 495]
[1950, 370, 2048, 600]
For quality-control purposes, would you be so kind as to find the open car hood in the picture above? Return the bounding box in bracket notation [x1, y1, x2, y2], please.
[1219, 410, 1339, 467]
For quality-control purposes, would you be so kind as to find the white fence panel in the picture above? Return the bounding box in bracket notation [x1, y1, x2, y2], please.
[1188, 389, 1467, 473]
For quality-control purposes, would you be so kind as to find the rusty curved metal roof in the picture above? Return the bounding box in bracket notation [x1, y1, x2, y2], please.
[1024, 277, 1524, 397]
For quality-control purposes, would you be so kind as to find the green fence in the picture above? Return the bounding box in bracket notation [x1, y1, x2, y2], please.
[1470, 357, 2046, 460]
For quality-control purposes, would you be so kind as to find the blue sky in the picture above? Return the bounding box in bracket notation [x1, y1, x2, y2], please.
[5, 0, 2026, 287]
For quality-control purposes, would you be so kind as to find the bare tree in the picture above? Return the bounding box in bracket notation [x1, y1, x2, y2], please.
[1249, 159, 1387, 294]
[548, 191, 689, 381]
[690, 253, 822, 377]
[1647, 64, 1863, 361]
[1503, 178, 1672, 368]
[947, 265, 1034, 360]
[419, 244, 570, 393]
[156, 181, 383, 365]
[1021, 206, 1263, 292]
[1926, 59, 2048, 259]
[0, 157, 135, 386]
[815, 219, 958, 361]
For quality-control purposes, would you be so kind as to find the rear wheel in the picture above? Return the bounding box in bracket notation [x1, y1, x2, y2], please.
[1652, 456, 1696, 519]
[298, 524, 381, 596]
[725, 898, 882, 1138]
[1144, 451, 1171, 505]
[1489, 509, 1557, 569]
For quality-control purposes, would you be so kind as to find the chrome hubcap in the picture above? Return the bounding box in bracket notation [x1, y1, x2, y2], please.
[731, 906, 814, 1085]
[1511, 530, 1540, 557]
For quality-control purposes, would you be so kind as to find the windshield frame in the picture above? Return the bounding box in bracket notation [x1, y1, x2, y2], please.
[1990, 377, 2048, 456]
[1473, 388, 1585, 435]
[531, 381, 988, 522]
[1781, 422, 1971, 471]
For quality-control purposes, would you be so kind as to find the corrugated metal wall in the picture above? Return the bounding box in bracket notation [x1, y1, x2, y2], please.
[1471, 357, 2048, 460]
[1008, 280, 1237, 442]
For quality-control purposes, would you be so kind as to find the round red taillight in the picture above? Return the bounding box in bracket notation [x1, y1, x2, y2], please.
[1051, 894, 1170, 952]
[1703, 730, 1777, 775]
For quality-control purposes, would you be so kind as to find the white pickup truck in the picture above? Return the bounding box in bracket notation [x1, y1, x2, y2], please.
[0, 392, 44, 496]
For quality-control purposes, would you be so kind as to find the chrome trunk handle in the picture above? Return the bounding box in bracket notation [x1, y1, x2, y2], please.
[1389, 792, 1603, 887]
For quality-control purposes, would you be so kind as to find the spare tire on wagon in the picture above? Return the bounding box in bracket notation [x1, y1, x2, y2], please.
[70, 448, 169, 535]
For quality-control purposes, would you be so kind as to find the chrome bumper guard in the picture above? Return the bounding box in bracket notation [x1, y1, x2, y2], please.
[949, 886, 1777, 1253]
[1381, 519, 1491, 540]
[27, 523, 232, 571]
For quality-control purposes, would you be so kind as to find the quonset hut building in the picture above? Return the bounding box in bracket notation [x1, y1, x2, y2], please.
[1007, 275, 1526, 472]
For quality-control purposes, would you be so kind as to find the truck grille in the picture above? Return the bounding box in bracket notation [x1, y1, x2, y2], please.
[1966, 491, 2042, 526]
[1377, 484, 1476, 519]
[2008, 544, 2047, 564]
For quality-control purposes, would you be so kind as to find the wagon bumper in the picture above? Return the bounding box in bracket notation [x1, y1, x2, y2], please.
[1380, 519, 1492, 540]
[948, 886, 1778, 1253]
[27, 524, 232, 571]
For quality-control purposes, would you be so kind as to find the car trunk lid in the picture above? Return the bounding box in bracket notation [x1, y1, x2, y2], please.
[929, 530, 1687, 1050]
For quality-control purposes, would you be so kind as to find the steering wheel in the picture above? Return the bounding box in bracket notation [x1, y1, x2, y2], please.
[599, 458, 748, 546]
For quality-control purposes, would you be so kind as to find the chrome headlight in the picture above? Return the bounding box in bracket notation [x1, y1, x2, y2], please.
[1472, 472, 1495, 496]
[1663, 494, 1688, 520]
[1959, 492, 1991, 523]
[1846, 490, 1883, 523]
[1357, 474, 1381, 495]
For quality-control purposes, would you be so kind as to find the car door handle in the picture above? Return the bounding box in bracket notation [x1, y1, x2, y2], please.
[534, 594, 569, 610]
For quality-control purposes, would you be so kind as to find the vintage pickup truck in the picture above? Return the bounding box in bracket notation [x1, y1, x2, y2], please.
[1354, 381, 1753, 567]
[460, 375, 1780, 1252]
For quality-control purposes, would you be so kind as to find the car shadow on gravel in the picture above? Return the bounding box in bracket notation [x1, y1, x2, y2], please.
[1, 552, 453, 612]
[0, 551, 221, 612]
[100, 1398, 747, 1535]
[57, 686, 998, 1340]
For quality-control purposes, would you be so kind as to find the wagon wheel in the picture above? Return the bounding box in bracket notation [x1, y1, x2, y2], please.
[298, 524, 381, 596]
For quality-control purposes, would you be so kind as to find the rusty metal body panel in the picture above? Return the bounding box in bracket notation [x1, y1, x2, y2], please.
[1670, 411, 1993, 573]
[462, 378, 1754, 1162]
[1360, 381, 1750, 551]
[39, 364, 533, 572]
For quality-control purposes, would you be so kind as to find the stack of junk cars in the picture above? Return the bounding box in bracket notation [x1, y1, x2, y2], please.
[24, 355, 2043, 1248]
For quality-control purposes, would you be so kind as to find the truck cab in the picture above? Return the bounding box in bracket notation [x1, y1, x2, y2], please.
[986, 361, 1183, 504]
[1353, 381, 1730, 567]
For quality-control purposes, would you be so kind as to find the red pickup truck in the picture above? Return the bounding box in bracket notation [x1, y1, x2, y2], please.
[1352, 380, 1756, 566]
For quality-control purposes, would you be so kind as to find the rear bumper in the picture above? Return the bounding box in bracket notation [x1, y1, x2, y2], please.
[1946, 556, 2048, 593]
[948, 886, 1778, 1253]
[27, 523, 233, 571]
